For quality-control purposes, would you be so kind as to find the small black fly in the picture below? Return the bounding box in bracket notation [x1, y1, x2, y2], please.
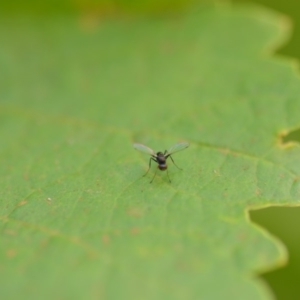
[133, 142, 189, 183]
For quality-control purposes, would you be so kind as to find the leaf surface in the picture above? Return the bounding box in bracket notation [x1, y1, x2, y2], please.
[1, 4, 300, 299]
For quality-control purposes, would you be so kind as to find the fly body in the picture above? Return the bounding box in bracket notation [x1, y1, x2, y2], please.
[133, 142, 189, 183]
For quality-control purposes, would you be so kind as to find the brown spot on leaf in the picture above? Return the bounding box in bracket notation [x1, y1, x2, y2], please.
[23, 173, 29, 181]
[4, 229, 17, 236]
[256, 188, 262, 196]
[102, 235, 111, 245]
[17, 201, 28, 207]
[130, 227, 140, 236]
[6, 249, 17, 259]
[127, 207, 144, 218]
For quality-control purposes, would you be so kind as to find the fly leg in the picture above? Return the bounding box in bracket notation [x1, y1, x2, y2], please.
[169, 155, 182, 170]
[150, 168, 158, 183]
[143, 157, 157, 177]
[166, 169, 171, 183]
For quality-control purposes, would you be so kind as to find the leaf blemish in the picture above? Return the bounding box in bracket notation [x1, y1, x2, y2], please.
[130, 227, 141, 236]
[6, 249, 17, 259]
[127, 207, 144, 218]
[102, 235, 111, 245]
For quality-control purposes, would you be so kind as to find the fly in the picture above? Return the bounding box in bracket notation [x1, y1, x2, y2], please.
[133, 142, 189, 183]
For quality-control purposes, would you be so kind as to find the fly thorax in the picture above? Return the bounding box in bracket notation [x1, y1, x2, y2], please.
[156, 152, 166, 163]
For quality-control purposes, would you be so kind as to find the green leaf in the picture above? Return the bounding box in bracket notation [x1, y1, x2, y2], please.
[1, 3, 299, 299]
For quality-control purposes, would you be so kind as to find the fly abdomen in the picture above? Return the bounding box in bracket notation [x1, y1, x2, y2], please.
[158, 164, 167, 171]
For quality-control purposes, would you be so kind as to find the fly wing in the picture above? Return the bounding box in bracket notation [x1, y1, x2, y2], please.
[167, 142, 189, 155]
[133, 143, 156, 156]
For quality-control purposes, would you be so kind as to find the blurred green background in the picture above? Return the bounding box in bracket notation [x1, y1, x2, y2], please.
[1, 0, 300, 299]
